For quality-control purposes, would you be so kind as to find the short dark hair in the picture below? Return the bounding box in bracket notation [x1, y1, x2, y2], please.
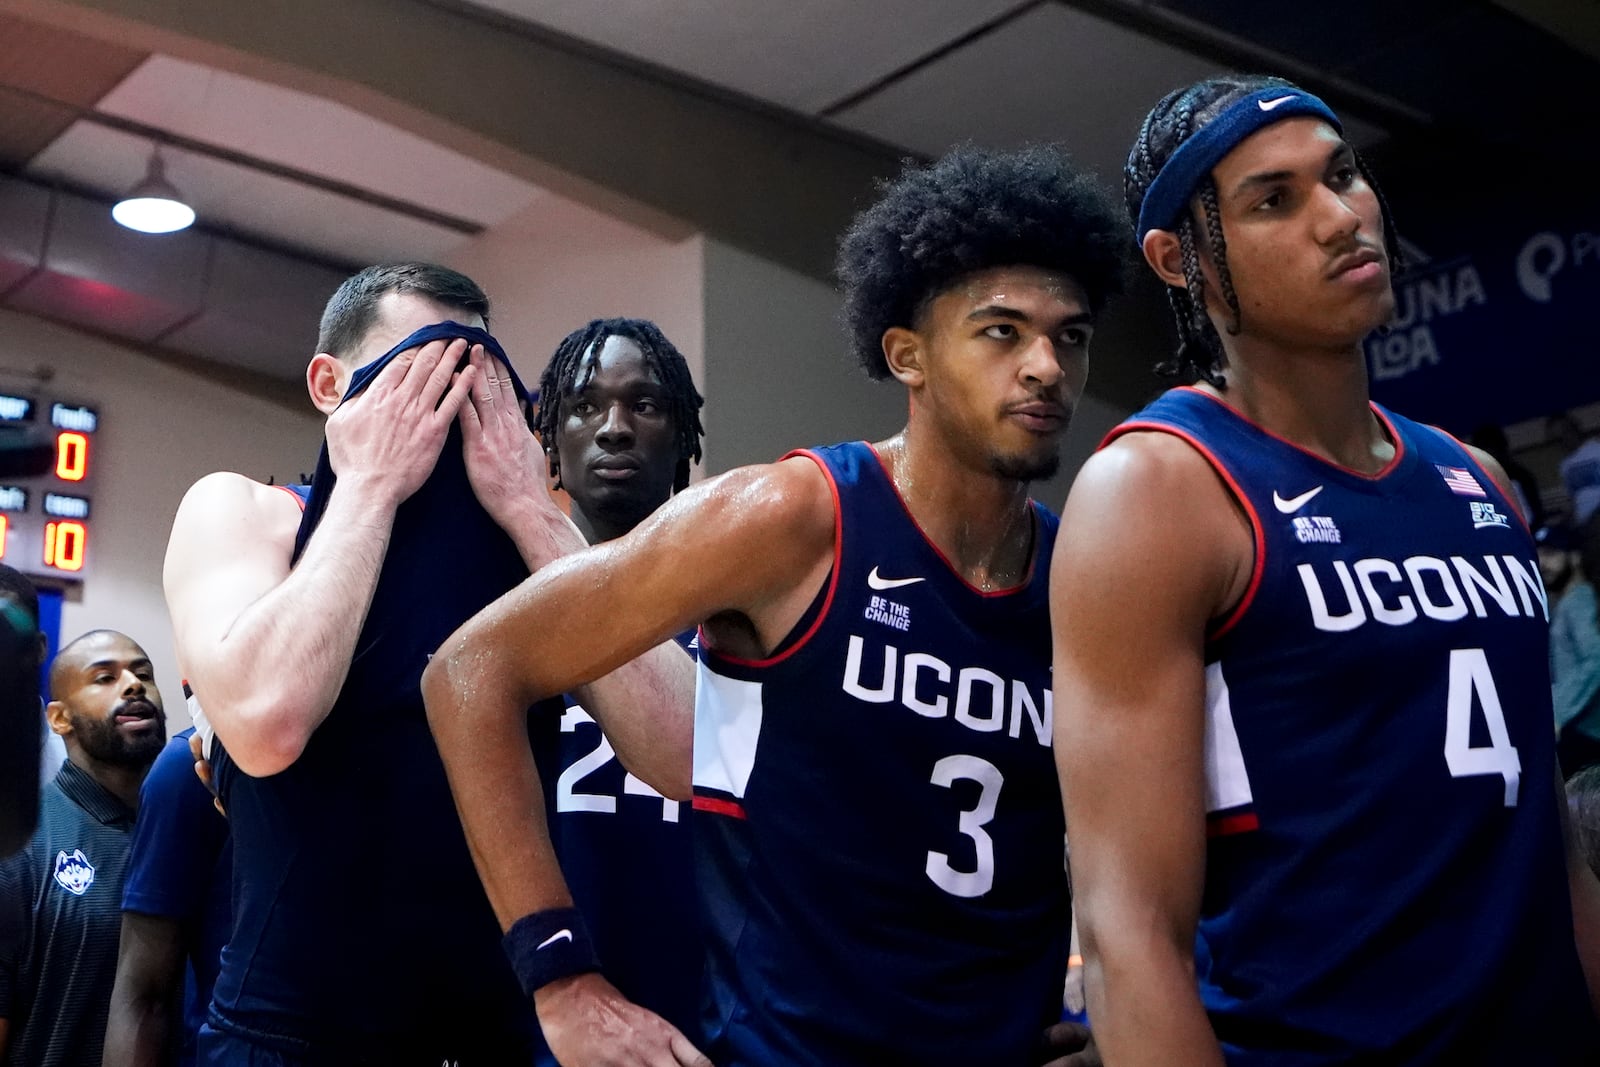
[1124, 74, 1403, 388]
[536, 318, 705, 493]
[315, 263, 491, 360]
[1568, 765, 1600, 880]
[836, 144, 1127, 380]
[0, 564, 38, 628]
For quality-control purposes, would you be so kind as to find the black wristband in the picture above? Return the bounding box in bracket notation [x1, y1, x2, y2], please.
[502, 907, 601, 998]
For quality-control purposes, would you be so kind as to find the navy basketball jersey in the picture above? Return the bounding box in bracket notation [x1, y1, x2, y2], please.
[208, 423, 538, 1058]
[1109, 387, 1598, 1064]
[692, 441, 1068, 1067]
[528, 630, 702, 1065]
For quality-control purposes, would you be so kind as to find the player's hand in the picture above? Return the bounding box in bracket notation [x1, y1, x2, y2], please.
[457, 347, 551, 534]
[1037, 1021, 1099, 1067]
[535, 972, 711, 1067]
[326, 337, 475, 510]
[189, 732, 226, 818]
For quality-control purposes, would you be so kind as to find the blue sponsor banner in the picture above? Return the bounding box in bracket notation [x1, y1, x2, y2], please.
[1367, 223, 1599, 434]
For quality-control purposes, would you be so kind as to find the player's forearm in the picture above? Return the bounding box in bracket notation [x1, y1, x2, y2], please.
[101, 991, 170, 1067]
[186, 480, 398, 773]
[571, 640, 695, 800]
[1082, 924, 1224, 1066]
[491, 493, 589, 574]
[422, 650, 574, 927]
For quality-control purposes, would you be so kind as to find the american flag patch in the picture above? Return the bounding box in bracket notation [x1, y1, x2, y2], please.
[1436, 465, 1486, 497]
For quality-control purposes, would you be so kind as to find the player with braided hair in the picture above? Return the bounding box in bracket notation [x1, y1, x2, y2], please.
[1052, 75, 1600, 1064]
[1123, 74, 1402, 387]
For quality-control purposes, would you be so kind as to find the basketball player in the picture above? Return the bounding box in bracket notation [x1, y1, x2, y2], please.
[423, 145, 1125, 1066]
[527, 317, 706, 1063]
[162, 264, 685, 1065]
[1052, 74, 1600, 1063]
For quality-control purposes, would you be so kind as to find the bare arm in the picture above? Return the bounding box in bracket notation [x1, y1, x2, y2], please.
[1053, 434, 1250, 1066]
[423, 456, 834, 926]
[164, 340, 473, 776]
[102, 913, 184, 1067]
[423, 457, 831, 1066]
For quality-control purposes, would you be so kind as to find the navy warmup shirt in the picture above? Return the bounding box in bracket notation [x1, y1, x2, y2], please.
[0, 760, 137, 1067]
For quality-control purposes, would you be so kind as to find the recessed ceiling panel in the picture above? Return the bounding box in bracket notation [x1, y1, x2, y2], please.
[0, 178, 50, 293]
[7, 190, 209, 341]
[30, 122, 468, 266]
[463, 0, 1028, 112]
[89, 54, 543, 229]
[831, 3, 1233, 184]
[162, 240, 346, 380]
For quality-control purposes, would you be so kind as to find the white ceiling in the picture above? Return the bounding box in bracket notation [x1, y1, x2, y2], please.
[465, 0, 1387, 189]
[465, 0, 1028, 113]
[27, 55, 548, 265]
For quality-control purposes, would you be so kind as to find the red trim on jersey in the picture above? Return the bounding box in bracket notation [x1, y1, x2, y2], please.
[702, 449, 843, 669]
[866, 442, 1037, 599]
[1435, 430, 1533, 537]
[1207, 811, 1259, 837]
[1171, 386, 1407, 482]
[1101, 421, 1265, 643]
[692, 795, 747, 820]
[272, 484, 308, 511]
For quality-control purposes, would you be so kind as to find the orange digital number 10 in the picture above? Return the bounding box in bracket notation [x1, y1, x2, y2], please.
[44, 520, 86, 572]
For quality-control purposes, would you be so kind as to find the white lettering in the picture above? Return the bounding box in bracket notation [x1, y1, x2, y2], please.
[954, 668, 1006, 733]
[1452, 556, 1518, 618]
[1354, 558, 1417, 625]
[843, 635, 895, 702]
[1504, 556, 1548, 621]
[901, 652, 950, 718]
[1009, 683, 1051, 745]
[1300, 561, 1367, 632]
[1404, 556, 1468, 621]
[1302, 555, 1544, 632]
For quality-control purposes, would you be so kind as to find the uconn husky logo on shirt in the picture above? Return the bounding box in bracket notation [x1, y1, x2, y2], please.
[53, 848, 95, 895]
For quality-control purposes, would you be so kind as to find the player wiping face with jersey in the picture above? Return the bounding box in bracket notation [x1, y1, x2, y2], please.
[423, 144, 1126, 1067]
[1052, 74, 1600, 1065]
[163, 263, 690, 1066]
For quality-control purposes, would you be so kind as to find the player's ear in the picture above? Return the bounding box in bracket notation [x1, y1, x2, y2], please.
[1142, 228, 1186, 290]
[306, 353, 350, 415]
[45, 700, 70, 737]
[882, 327, 925, 389]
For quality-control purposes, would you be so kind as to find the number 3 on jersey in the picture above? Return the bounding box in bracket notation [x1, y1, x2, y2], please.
[926, 754, 1003, 898]
[1444, 647, 1520, 806]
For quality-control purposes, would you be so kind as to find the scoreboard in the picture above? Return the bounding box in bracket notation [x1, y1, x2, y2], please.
[0, 392, 98, 581]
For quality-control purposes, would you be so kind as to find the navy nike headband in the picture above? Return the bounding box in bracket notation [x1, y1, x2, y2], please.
[341, 320, 530, 407]
[1135, 86, 1343, 247]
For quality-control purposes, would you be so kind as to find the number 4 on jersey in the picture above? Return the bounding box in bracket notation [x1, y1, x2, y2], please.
[1443, 647, 1520, 806]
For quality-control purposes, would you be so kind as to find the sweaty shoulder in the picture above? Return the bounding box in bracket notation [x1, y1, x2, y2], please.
[686, 454, 837, 656]
[693, 453, 836, 556]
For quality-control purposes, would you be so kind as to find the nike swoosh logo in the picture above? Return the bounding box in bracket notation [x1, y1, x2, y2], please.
[868, 566, 925, 590]
[1258, 95, 1295, 111]
[536, 930, 574, 950]
[1273, 486, 1324, 513]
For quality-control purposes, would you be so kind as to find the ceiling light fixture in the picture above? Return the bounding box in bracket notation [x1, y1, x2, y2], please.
[111, 149, 195, 234]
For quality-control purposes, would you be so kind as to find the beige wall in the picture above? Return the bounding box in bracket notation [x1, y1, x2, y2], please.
[443, 195, 705, 426]
[0, 309, 324, 730]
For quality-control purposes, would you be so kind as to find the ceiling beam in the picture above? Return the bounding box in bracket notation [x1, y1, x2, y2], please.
[2, 0, 908, 282]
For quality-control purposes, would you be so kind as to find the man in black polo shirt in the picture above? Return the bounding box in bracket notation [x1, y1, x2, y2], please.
[0, 629, 166, 1066]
